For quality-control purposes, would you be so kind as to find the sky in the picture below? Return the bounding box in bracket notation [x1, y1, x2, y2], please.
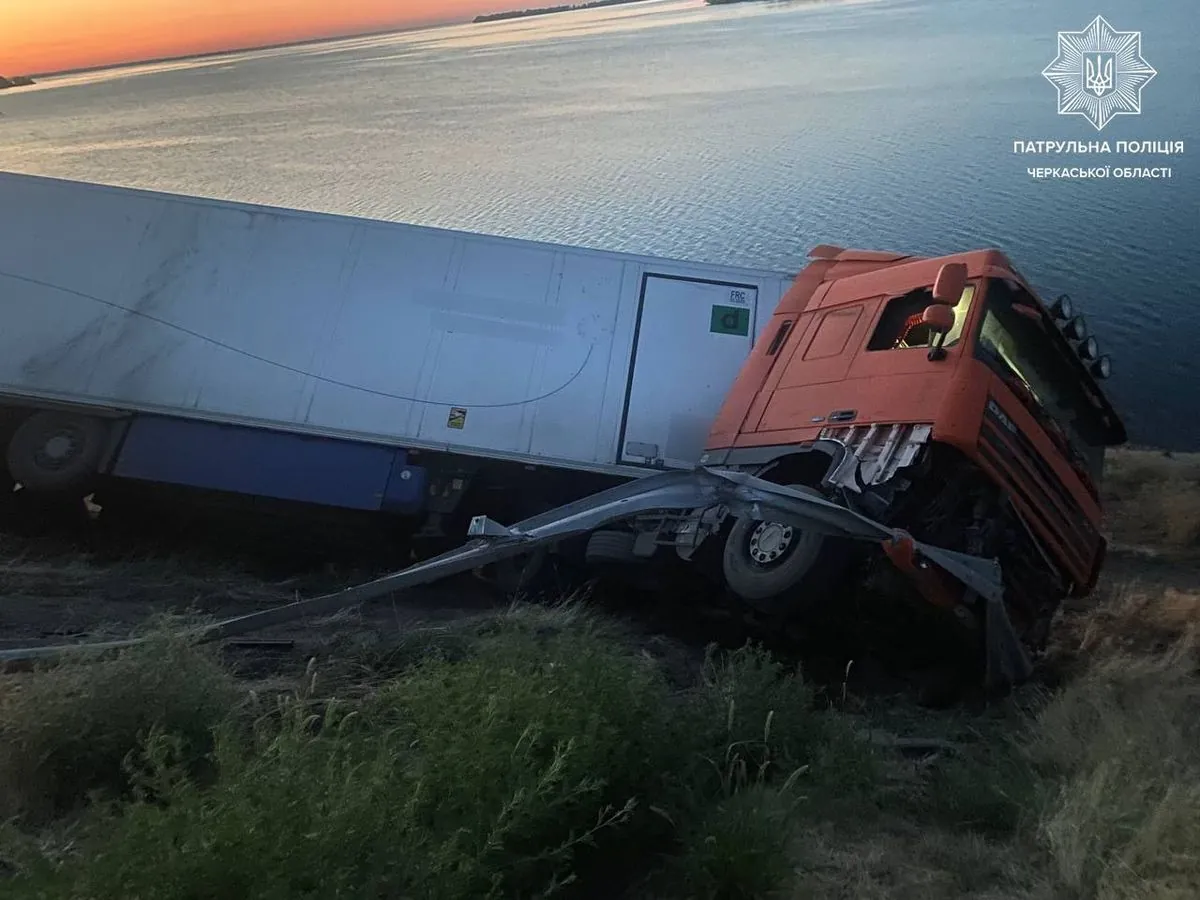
[1, 0, 510, 75]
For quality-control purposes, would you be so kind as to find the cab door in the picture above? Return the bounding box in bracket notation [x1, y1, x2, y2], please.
[744, 299, 879, 433]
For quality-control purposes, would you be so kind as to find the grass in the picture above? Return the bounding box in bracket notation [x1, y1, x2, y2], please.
[781, 574, 1200, 900]
[0, 448, 1198, 898]
[0, 626, 238, 826]
[1029, 635, 1200, 898]
[1103, 447, 1200, 552]
[0, 603, 881, 899]
[3, 581, 1196, 899]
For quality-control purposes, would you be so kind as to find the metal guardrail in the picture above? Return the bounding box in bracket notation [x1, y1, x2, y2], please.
[0, 468, 1033, 686]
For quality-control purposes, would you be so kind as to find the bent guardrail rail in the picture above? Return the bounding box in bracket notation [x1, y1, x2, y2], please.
[0, 468, 1032, 687]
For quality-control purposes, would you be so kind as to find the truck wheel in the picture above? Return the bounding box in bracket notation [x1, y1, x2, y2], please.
[5, 411, 109, 493]
[721, 484, 828, 614]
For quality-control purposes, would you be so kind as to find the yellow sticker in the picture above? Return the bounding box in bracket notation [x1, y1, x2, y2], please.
[447, 407, 467, 429]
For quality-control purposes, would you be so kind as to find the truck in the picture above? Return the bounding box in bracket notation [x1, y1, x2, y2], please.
[0, 171, 1126, 686]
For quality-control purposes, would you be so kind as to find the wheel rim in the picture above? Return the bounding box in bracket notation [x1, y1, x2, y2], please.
[33, 427, 85, 472]
[747, 521, 795, 566]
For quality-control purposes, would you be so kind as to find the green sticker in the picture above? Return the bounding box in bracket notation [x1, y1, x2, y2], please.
[710, 305, 750, 336]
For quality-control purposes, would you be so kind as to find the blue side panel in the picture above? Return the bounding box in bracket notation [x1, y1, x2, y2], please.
[382, 451, 428, 514]
[110, 415, 427, 513]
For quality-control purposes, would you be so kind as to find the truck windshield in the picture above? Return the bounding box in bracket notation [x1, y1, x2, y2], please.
[974, 278, 1108, 479]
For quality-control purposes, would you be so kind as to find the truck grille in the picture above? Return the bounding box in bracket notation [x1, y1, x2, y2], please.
[819, 422, 933, 489]
[977, 398, 1099, 573]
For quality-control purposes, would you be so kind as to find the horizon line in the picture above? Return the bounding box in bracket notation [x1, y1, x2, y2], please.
[17, 17, 476, 80]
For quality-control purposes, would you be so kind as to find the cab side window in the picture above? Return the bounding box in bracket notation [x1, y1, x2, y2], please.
[803, 306, 863, 360]
[866, 284, 975, 351]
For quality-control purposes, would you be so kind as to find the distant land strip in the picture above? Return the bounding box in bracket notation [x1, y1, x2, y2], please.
[474, 0, 646, 24]
[474, 0, 767, 23]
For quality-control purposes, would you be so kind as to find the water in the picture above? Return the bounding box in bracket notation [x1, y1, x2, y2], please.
[1, 0, 1197, 449]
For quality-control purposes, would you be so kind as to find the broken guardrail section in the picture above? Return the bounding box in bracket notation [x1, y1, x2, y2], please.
[0, 467, 1033, 687]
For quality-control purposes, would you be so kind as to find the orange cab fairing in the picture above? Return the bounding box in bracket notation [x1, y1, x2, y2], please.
[707, 248, 1003, 453]
[705, 245, 1123, 596]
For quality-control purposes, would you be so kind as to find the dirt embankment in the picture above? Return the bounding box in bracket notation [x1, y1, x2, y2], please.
[1059, 447, 1200, 653]
[0, 447, 1197, 899]
[2, 445, 1196, 673]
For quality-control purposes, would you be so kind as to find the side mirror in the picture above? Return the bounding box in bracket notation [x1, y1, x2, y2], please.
[922, 304, 955, 334]
[1064, 315, 1088, 341]
[1050, 293, 1074, 320]
[932, 263, 968, 305]
[1091, 355, 1112, 379]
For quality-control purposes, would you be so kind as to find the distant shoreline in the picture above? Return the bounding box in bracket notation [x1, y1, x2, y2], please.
[22, 23, 453, 80]
[23, 0, 776, 81]
[474, 0, 646, 24]
[474, 0, 770, 21]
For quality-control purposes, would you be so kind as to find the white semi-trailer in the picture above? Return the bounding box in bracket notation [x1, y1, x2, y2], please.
[0, 171, 791, 540]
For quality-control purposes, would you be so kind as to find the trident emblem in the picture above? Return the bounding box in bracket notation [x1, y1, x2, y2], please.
[1043, 17, 1156, 131]
[1084, 54, 1114, 97]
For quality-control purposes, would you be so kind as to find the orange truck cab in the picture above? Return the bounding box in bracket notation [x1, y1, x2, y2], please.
[695, 245, 1126, 662]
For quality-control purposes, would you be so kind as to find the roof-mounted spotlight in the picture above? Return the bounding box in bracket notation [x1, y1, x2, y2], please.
[1078, 336, 1100, 361]
[1049, 294, 1074, 320]
[1091, 355, 1112, 380]
[1064, 315, 1088, 342]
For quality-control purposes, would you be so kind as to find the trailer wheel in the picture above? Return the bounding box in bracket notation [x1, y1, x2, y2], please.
[5, 411, 109, 493]
[721, 484, 828, 613]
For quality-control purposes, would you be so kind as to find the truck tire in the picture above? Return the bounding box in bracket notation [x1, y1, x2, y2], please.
[721, 484, 830, 614]
[5, 411, 109, 493]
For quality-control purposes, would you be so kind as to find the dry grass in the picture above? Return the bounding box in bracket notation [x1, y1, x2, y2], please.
[789, 818, 1054, 900]
[1031, 640, 1200, 899]
[780, 576, 1200, 900]
[0, 627, 238, 826]
[1064, 579, 1200, 659]
[1103, 448, 1200, 554]
[1026, 445, 1200, 899]
[779, 447, 1200, 900]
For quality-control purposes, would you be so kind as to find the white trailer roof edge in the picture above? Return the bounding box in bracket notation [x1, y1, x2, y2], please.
[0, 170, 799, 283]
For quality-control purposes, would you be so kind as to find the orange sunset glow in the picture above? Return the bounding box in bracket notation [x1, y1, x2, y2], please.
[1, 0, 511, 76]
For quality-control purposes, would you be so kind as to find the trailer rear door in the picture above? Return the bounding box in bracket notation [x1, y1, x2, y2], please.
[619, 274, 758, 469]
